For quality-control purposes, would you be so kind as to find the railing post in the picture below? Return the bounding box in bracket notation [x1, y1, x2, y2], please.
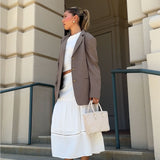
[111, 72, 120, 149]
[28, 86, 33, 145]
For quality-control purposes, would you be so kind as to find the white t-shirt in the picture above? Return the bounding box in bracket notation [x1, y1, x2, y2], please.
[63, 31, 81, 72]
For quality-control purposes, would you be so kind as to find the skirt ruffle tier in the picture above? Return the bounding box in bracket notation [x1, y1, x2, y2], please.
[51, 72, 105, 159]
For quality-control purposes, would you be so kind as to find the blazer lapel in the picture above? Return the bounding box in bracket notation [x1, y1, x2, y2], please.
[72, 30, 85, 57]
[60, 29, 85, 68]
[62, 30, 85, 56]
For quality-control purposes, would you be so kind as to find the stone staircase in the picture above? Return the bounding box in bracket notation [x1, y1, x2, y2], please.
[0, 133, 154, 160]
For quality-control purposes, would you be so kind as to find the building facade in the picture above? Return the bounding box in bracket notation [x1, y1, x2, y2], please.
[0, 0, 160, 159]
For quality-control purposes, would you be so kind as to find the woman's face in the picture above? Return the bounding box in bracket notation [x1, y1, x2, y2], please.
[62, 11, 77, 30]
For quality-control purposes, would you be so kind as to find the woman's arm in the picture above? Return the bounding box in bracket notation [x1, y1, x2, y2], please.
[85, 34, 101, 103]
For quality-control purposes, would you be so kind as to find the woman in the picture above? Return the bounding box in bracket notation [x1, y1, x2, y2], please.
[51, 6, 105, 160]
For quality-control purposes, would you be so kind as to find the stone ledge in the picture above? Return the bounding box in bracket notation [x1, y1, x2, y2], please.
[149, 10, 160, 29]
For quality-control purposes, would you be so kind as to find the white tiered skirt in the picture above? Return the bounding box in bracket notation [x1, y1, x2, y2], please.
[51, 72, 105, 159]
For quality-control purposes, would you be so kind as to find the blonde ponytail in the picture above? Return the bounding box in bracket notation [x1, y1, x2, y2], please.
[65, 7, 90, 31]
[81, 9, 90, 31]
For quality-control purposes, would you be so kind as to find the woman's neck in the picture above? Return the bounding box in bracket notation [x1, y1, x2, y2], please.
[70, 25, 81, 36]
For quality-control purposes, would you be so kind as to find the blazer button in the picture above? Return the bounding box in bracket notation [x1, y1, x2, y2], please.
[73, 80, 76, 82]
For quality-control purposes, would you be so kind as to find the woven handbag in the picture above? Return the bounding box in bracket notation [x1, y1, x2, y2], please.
[83, 100, 110, 134]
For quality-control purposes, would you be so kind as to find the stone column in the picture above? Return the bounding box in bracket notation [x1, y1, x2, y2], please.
[126, 0, 160, 150]
[0, 0, 64, 144]
[147, 10, 160, 160]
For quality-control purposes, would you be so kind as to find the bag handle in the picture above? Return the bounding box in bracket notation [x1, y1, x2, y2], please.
[87, 100, 103, 113]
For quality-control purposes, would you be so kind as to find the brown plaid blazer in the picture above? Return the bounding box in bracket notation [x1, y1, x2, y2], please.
[54, 29, 101, 105]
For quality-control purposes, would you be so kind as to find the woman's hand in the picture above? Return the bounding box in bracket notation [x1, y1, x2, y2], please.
[89, 97, 99, 104]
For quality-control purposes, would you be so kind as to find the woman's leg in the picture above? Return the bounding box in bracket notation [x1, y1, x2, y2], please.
[80, 156, 90, 160]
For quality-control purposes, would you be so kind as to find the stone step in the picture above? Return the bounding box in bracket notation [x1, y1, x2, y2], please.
[32, 133, 131, 147]
[1, 153, 60, 160]
[0, 143, 154, 160]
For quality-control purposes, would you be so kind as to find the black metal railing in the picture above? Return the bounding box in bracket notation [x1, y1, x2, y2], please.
[0, 82, 55, 144]
[1, 68, 160, 148]
[111, 68, 160, 149]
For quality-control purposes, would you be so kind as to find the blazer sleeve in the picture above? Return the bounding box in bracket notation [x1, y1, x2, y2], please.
[84, 34, 101, 99]
[54, 38, 63, 96]
[55, 37, 64, 85]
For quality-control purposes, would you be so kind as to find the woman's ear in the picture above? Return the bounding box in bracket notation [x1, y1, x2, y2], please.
[73, 15, 79, 23]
